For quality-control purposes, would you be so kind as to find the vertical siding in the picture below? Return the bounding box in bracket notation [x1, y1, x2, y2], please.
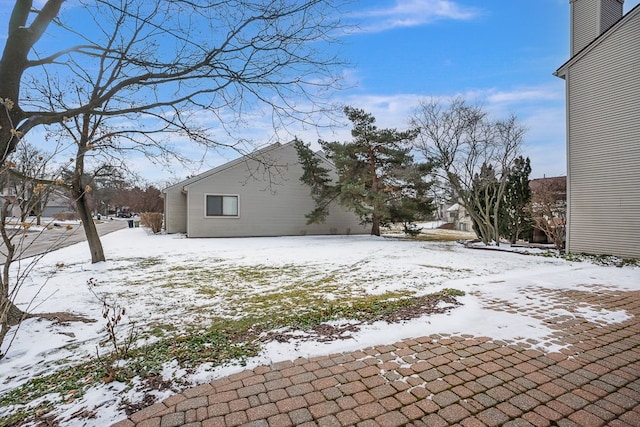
[184, 143, 370, 238]
[163, 188, 187, 233]
[566, 14, 640, 258]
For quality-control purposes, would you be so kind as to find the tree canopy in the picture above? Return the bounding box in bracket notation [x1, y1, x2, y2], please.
[1, 0, 349, 262]
[411, 97, 526, 245]
[0, 0, 348, 166]
[296, 107, 434, 236]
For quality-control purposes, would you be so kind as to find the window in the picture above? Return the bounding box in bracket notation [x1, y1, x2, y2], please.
[205, 195, 238, 217]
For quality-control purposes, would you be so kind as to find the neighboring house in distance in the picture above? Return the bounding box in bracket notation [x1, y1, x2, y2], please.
[0, 186, 74, 219]
[554, 0, 640, 259]
[162, 141, 370, 238]
[0, 195, 21, 217]
[41, 189, 75, 218]
[445, 203, 474, 232]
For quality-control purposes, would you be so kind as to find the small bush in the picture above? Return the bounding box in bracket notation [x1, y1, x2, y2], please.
[139, 212, 163, 234]
[403, 223, 423, 236]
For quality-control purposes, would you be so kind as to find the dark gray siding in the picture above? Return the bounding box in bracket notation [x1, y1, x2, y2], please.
[600, 0, 624, 33]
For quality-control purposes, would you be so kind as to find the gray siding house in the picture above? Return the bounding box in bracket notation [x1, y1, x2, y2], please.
[162, 141, 370, 237]
[554, 0, 640, 259]
[41, 189, 75, 218]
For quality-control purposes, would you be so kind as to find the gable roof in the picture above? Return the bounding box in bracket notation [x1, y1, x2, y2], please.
[162, 140, 335, 193]
[162, 142, 287, 193]
[555, 3, 640, 78]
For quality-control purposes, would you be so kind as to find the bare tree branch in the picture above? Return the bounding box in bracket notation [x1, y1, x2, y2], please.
[1, 0, 349, 164]
[411, 97, 525, 245]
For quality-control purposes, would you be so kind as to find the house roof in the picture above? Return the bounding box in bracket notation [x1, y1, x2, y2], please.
[162, 142, 287, 193]
[162, 140, 335, 193]
[47, 188, 74, 205]
[555, 3, 640, 78]
[529, 176, 566, 194]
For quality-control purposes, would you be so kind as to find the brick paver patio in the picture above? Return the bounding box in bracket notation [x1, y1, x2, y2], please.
[113, 288, 640, 426]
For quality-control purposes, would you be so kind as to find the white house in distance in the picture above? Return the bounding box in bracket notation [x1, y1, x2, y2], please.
[554, 0, 640, 259]
[445, 203, 473, 232]
[162, 141, 370, 238]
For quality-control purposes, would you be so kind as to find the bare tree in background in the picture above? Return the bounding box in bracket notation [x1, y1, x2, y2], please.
[1, 141, 58, 224]
[411, 98, 525, 245]
[529, 177, 566, 250]
[120, 186, 164, 214]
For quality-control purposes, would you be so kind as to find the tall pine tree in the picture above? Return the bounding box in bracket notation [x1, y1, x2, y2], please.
[293, 138, 340, 224]
[296, 107, 434, 236]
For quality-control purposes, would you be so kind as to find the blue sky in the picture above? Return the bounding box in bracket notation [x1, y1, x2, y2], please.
[324, 0, 639, 181]
[3, 0, 640, 184]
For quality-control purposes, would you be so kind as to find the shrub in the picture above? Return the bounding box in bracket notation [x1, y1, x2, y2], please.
[139, 212, 163, 234]
[403, 223, 423, 236]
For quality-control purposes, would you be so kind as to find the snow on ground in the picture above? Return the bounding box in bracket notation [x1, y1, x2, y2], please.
[1, 227, 639, 425]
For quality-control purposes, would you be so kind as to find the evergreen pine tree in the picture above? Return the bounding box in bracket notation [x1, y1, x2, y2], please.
[295, 107, 434, 236]
[499, 156, 533, 243]
[294, 138, 340, 224]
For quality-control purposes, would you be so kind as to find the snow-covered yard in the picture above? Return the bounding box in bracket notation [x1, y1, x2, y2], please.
[1, 227, 638, 426]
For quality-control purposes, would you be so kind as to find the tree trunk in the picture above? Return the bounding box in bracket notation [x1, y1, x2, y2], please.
[1, 299, 31, 358]
[71, 112, 105, 264]
[371, 213, 381, 236]
[1, 1, 64, 162]
[75, 192, 105, 263]
[367, 146, 381, 237]
[3, 299, 31, 326]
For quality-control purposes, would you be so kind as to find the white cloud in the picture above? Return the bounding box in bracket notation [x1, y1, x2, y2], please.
[487, 88, 562, 105]
[281, 85, 567, 178]
[351, 0, 480, 33]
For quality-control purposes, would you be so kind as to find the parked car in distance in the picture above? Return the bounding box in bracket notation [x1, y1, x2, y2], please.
[117, 211, 133, 218]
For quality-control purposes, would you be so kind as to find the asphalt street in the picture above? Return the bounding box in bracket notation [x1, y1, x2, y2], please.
[1, 218, 129, 261]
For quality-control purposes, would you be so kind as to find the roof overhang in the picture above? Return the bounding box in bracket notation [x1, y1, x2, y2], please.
[554, 4, 640, 79]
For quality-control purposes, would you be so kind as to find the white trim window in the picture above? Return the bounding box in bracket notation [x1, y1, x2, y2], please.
[205, 194, 239, 217]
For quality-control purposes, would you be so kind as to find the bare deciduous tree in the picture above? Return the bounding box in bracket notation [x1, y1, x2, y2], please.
[2, 0, 348, 162]
[0, 161, 93, 358]
[529, 177, 566, 250]
[411, 97, 525, 245]
[120, 186, 163, 214]
[1, 141, 58, 224]
[0, 0, 348, 328]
